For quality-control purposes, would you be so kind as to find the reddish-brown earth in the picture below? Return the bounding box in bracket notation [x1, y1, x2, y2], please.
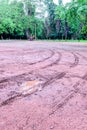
[0, 40, 87, 130]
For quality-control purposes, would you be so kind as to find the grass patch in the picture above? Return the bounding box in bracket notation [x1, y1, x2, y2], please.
[39, 39, 87, 43]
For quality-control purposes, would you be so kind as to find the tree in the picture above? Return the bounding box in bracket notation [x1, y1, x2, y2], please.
[58, 0, 63, 5]
[55, 5, 66, 39]
[43, 0, 57, 39]
[0, 0, 87, 40]
[0, 0, 44, 39]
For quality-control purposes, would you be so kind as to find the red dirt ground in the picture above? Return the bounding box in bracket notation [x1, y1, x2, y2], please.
[0, 40, 87, 130]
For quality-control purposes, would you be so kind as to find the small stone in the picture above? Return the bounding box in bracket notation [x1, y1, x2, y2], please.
[50, 125, 54, 129]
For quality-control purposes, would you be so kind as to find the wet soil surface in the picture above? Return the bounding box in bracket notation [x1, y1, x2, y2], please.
[0, 41, 87, 130]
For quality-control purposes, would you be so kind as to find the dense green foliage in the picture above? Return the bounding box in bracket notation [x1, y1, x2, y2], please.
[0, 0, 87, 40]
[0, 0, 44, 39]
[53, 0, 87, 39]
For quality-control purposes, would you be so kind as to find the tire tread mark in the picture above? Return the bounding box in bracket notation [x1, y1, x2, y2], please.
[70, 52, 79, 67]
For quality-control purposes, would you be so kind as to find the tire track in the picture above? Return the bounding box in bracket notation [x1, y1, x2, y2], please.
[50, 81, 80, 115]
[42, 72, 66, 88]
[76, 52, 87, 61]
[41, 51, 62, 69]
[25, 50, 55, 65]
[50, 72, 87, 115]
[70, 52, 79, 67]
[0, 72, 66, 107]
[0, 48, 87, 109]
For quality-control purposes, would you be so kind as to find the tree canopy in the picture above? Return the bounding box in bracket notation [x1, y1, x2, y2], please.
[0, 0, 87, 40]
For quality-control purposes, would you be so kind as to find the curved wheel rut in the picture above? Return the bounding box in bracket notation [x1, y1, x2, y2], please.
[0, 49, 86, 107]
[0, 42, 87, 130]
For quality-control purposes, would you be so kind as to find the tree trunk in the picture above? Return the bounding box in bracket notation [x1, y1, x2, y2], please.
[64, 21, 69, 39]
[45, 20, 51, 39]
[26, 29, 30, 39]
[22, 1, 30, 39]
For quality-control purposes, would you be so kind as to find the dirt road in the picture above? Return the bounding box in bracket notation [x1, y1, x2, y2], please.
[0, 41, 87, 130]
